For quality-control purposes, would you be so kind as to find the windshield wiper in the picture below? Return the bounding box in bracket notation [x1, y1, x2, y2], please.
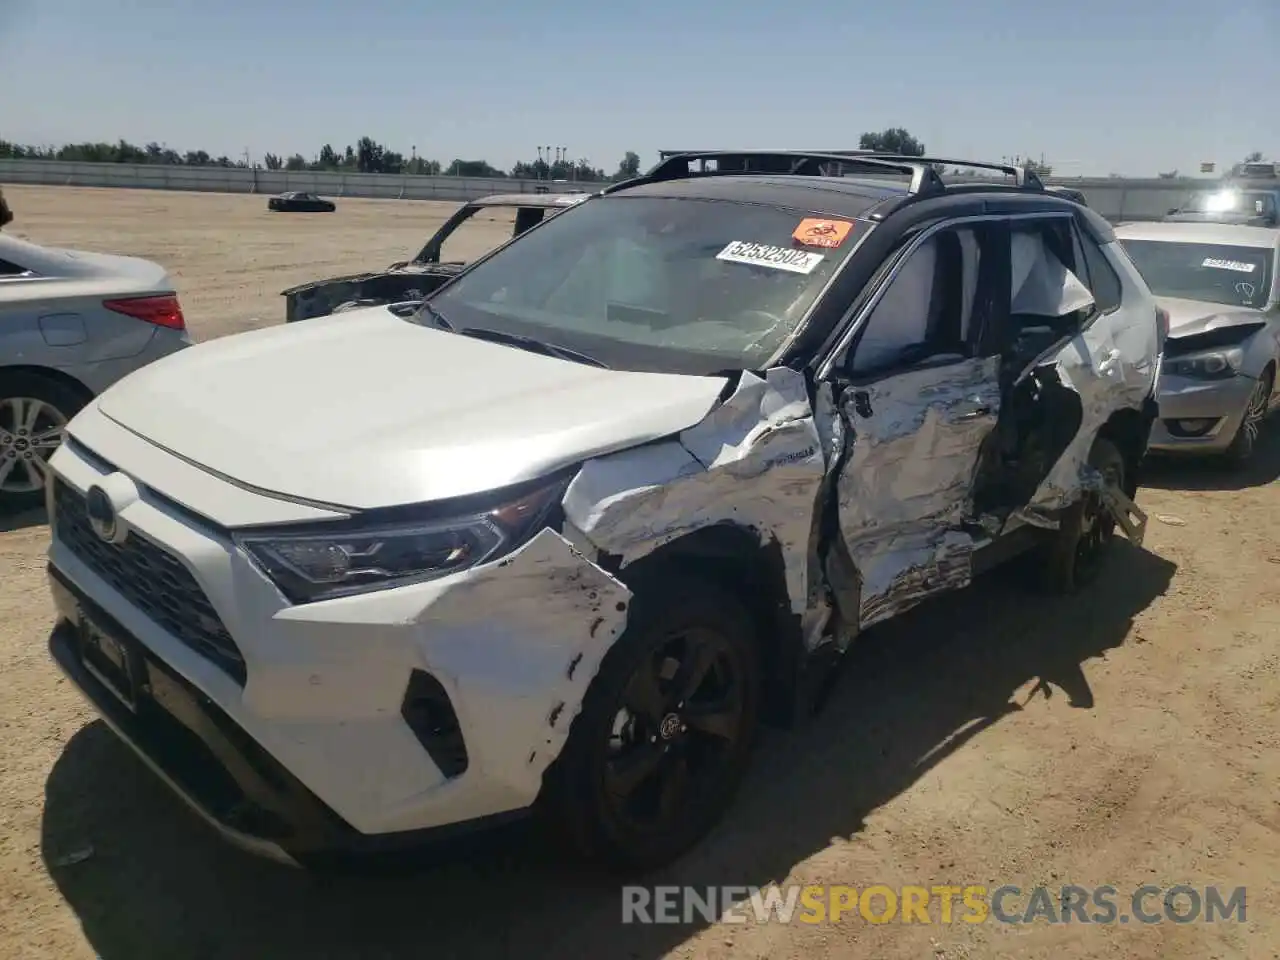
[418, 301, 454, 331]
[455, 326, 608, 368]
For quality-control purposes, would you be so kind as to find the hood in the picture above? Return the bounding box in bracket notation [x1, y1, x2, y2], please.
[92, 306, 731, 510]
[1156, 297, 1266, 338]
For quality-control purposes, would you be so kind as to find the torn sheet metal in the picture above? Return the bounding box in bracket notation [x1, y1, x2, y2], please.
[409, 527, 631, 804]
[836, 356, 1001, 539]
[563, 367, 827, 619]
[1100, 483, 1148, 547]
[1024, 309, 1159, 512]
[831, 357, 999, 624]
[829, 358, 998, 624]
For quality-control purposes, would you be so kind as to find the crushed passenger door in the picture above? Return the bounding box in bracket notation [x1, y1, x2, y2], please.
[833, 355, 1002, 628]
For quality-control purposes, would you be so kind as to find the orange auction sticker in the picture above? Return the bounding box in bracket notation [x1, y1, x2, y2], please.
[793, 218, 853, 248]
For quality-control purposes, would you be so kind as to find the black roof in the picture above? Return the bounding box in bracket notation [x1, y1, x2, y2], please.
[602, 174, 908, 219]
[601, 164, 1115, 246]
[599, 150, 1074, 223]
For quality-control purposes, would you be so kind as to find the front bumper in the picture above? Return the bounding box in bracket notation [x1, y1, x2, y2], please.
[1146, 372, 1258, 454]
[45, 419, 630, 858]
[47, 575, 531, 865]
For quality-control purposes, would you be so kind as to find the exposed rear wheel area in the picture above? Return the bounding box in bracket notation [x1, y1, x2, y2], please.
[1040, 436, 1127, 593]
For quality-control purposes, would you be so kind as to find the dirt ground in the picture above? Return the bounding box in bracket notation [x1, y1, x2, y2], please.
[0, 186, 1277, 960]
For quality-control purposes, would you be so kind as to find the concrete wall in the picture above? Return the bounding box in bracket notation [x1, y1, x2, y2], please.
[0, 159, 572, 203]
[0, 158, 1221, 221]
[1057, 179, 1215, 223]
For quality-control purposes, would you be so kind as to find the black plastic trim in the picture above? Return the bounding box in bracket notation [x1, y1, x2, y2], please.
[401, 669, 469, 778]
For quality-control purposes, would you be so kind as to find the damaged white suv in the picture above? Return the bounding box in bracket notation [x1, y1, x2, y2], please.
[45, 152, 1162, 872]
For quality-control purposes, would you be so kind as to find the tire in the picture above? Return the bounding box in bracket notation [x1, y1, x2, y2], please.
[1040, 436, 1126, 594]
[549, 574, 761, 873]
[0, 372, 90, 512]
[1223, 368, 1274, 468]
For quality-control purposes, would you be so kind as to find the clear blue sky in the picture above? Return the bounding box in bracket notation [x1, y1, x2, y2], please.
[2, 0, 1276, 177]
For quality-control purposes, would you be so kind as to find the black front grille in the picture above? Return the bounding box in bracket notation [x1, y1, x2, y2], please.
[53, 480, 247, 685]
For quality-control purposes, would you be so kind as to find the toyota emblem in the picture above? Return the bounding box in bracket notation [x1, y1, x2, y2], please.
[85, 485, 117, 542]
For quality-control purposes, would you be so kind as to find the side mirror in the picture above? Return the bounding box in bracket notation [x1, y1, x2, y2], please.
[1166, 208, 1178, 216]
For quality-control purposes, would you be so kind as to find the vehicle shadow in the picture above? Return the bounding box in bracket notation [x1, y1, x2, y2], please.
[41, 543, 1176, 960]
[0, 504, 47, 533]
[1142, 422, 1280, 492]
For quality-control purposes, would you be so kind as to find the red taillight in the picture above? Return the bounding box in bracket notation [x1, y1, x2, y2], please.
[103, 294, 186, 330]
[1155, 306, 1169, 347]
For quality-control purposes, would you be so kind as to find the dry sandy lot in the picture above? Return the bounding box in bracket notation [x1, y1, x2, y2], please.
[1, 186, 1277, 960]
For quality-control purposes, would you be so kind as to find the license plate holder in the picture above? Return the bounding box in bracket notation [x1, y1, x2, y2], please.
[78, 612, 142, 712]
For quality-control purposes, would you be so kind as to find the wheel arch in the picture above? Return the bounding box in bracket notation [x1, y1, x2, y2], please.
[1095, 405, 1150, 498]
[0, 364, 95, 405]
[608, 522, 804, 728]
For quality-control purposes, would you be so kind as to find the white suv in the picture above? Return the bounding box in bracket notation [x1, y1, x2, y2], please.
[45, 152, 1163, 872]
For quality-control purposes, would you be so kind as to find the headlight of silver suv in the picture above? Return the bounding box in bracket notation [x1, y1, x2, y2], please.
[235, 478, 567, 604]
[1165, 346, 1245, 380]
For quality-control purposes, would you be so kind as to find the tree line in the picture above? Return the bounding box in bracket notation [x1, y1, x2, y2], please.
[0, 129, 935, 180]
[0, 136, 644, 182]
[2, 128, 1134, 181]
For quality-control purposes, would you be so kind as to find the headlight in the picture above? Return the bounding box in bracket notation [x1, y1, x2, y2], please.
[235, 479, 566, 604]
[1164, 346, 1245, 380]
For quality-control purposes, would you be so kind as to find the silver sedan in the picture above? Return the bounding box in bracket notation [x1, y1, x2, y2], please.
[1116, 221, 1279, 465]
[1, 234, 191, 509]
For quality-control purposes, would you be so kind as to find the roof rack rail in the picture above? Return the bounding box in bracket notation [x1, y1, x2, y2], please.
[657, 149, 877, 160]
[857, 153, 1045, 191]
[605, 150, 947, 197]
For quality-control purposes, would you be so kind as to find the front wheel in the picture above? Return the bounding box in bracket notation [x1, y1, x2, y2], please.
[1040, 436, 1126, 593]
[1224, 368, 1274, 468]
[549, 575, 761, 873]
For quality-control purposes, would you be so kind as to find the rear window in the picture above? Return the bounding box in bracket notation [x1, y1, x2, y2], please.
[1118, 239, 1273, 309]
[424, 195, 868, 373]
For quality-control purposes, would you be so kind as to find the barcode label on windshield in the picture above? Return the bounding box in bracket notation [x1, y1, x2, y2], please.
[1202, 257, 1256, 273]
[716, 241, 825, 274]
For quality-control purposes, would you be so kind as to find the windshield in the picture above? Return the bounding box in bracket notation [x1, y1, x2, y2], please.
[422, 195, 867, 374]
[1182, 190, 1275, 217]
[1119, 239, 1274, 309]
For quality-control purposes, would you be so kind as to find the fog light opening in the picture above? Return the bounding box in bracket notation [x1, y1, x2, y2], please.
[1169, 418, 1220, 438]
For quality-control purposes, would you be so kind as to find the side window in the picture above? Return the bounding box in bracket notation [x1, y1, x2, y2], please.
[0, 258, 30, 278]
[512, 207, 545, 236]
[1073, 224, 1123, 313]
[846, 226, 989, 377]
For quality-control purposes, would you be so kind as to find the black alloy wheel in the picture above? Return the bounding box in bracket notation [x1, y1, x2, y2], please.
[551, 577, 760, 872]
